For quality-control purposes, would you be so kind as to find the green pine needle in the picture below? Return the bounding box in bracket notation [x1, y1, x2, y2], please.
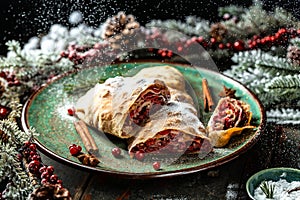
[260, 180, 275, 199]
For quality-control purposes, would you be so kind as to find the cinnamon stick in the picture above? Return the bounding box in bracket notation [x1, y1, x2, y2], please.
[74, 120, 99, 154]
[202, 78, 214, 112]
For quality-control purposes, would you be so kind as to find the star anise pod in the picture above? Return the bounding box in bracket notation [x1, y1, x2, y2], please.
[219, 85, 237, 99]
[77, 153, 100, 167]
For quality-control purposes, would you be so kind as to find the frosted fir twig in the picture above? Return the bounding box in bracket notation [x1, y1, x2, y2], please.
[266, 74, 300, 90]
[267, 108, 300, 124]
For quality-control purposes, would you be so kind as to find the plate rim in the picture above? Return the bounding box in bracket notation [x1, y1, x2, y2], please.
[21, 61, 266, 179]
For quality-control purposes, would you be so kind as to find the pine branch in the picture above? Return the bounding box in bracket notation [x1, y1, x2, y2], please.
[267, 108, 300, 124]
[266, 74, 300, 89]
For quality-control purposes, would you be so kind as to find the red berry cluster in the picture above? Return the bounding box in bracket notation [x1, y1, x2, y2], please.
[0, 71, 21, 87]
[181, 28, 300, 52]
[157, 48, 173, 58]
[247, 28, 299, 49]
[19, 141, 63, 187]
[60, 27, 300, 66]
[130, 150, 161, 171]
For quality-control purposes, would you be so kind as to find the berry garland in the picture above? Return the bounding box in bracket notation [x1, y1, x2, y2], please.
[1, 1, 300, 199]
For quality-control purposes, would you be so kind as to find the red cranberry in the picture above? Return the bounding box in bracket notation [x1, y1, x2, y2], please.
[69, 146, 80, 156]
[28, 160, 40, 173]
[29, 143, 36, 151]
[134, 151, 145, 161]
[41, 178, 48, 185]
[31, 155, 40, 161]
[56, 179, 63, 185]
[41, 171, 50, 180]
[67, 107, 75, 116]
[47, 166, 54, 174]
[39, 166, 47, 174]
[50, 174, 58, 183]
[152, 161, 161, 171]
[111, 147, 121, 157]
[24, 141, 31, 147]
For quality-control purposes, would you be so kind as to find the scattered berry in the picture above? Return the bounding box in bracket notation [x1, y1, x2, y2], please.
[67, 107, 75, 116]
[111, 147, 121, 157]
[152, 161, 161, 171]
[69, 144, 82, 156]
[134, 151, 145, 161]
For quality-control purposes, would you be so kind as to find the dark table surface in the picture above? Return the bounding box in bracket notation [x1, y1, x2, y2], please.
[40, 124, 300, 200]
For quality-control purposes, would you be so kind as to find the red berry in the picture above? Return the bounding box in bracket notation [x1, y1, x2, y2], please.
[152, 161, 161, 171]
[39, 166, 47, 174]
[77, 145, 82, 152]
[111, 147, 121, 157]
[50, 174, 58, 183]
[28, 160, 40, 173]
[29, 144, 36, 151]
[31, 155, 40, 161]
[67, 107, 75, 116]
[41, 171, 50, 180]
[134, 151, 145, 161]
[69, 146, 80, 156]
[30, 151, 36, 157]
[47, 166, 54, 174]
[24, 141, 31, 147]
[56, 179, 63, 185]
[41, 178, 48, 185]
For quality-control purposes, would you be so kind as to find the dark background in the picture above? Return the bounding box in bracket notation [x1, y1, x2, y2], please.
[0, 0, 299, 55]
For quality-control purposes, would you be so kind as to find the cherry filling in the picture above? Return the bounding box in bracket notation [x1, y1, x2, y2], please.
[130, 130, 211, 154]
[212, 98, 249, 131]
[129, 86, 170, 125]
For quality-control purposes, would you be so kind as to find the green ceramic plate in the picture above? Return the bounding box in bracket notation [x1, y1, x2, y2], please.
[22, 62, 265, 178]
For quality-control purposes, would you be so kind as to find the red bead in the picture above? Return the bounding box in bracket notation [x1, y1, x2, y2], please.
[177, 46, 183, 52]
[152, 161, 161, 171]
[111, 147, 121, 157]
[134, 151, 145, 161]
